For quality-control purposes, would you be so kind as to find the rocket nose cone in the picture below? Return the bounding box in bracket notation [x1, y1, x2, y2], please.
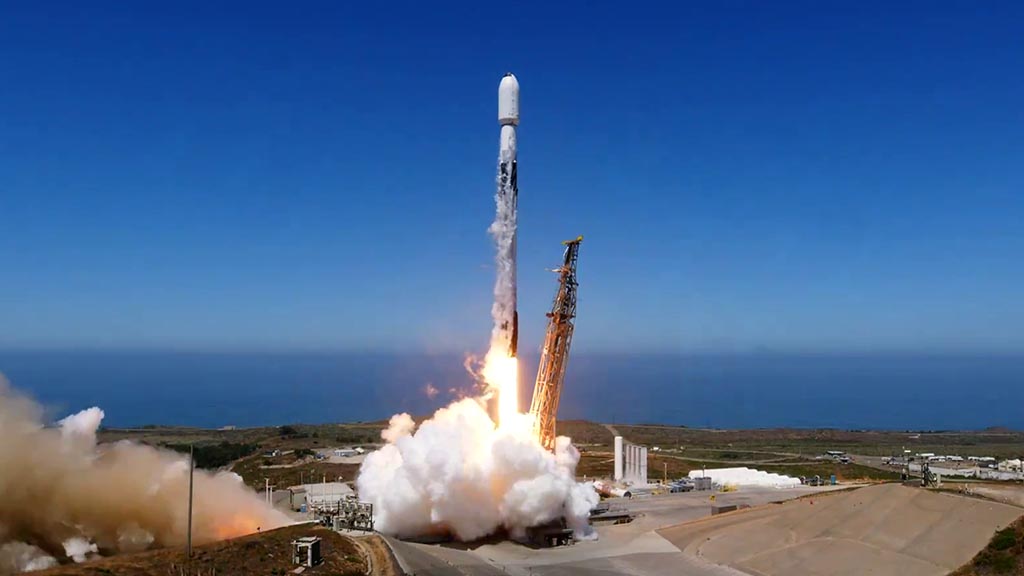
[499, 73, 519, 93]
[498, 73, 519, 125]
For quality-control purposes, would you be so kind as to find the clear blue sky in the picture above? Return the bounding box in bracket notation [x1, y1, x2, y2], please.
[1, 1, 1022, 354]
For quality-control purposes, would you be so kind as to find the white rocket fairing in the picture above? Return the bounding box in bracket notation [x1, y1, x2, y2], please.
[496, 73, 519, 358]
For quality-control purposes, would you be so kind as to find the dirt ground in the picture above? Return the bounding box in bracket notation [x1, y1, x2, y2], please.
[659, 483, 1024, 576]
[353, 534, 402, 576]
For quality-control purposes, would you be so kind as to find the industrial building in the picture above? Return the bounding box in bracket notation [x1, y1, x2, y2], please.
[289, 482, 354, 511]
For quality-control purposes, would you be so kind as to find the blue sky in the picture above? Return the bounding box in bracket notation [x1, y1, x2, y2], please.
[1, 1, 1022, 354]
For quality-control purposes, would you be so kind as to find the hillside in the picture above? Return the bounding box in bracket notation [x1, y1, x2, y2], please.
[952, 515, 1024, 575]
[35, 524, 370, 576]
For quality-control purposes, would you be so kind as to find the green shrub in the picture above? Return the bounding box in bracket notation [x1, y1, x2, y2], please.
[992, 527, 1017, 551]
[163, 442, 258, 469]
[991, 552, 1015, 573]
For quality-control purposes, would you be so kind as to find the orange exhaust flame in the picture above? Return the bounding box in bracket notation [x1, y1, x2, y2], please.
[482, 349, 518, 428]
[210, 514, 265, 541]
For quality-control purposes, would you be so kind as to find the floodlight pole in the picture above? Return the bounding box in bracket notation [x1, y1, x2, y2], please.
[187, 444, 194, 559]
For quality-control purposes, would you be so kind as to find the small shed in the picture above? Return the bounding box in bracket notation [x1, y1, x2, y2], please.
[292, 536, 322, 567]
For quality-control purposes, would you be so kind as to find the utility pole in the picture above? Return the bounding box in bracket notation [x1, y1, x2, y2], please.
[187, 444, 194, 560]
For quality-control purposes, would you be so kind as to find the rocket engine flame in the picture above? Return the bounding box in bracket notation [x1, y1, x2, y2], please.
[482, 348, 519, 428]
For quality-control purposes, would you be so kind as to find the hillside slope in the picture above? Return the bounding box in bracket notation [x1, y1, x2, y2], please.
[35, 524, 368, 576]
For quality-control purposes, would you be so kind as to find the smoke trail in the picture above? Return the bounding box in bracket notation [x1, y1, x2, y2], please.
[489, 144, 518, 361]
[356, 399, 598, 541]
[486, 134, 521, 426]
[0, 375, 290, 574]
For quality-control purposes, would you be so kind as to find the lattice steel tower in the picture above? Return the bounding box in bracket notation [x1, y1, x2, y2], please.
[529, 236, 583, 451]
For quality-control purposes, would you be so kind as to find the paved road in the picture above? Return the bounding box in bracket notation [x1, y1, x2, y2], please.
[385, 536, 506, 576]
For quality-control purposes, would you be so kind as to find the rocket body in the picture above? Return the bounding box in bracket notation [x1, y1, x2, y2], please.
[495, 73, 519, 358]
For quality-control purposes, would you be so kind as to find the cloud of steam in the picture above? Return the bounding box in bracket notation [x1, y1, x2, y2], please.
[61, 538, 97, 564]
[0, 375, 291, 574]
[356, 398, 599, 541]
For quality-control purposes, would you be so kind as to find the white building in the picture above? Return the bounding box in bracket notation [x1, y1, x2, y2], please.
[613, 437, 624, 481]
[998, 459, 1022, 472]
[688, 467, 801, 489]
[613, 437, 648, 485]
[292, 482, 354, 510]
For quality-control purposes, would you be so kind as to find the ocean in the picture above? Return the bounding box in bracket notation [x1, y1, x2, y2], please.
[1, 350, 1022, 431]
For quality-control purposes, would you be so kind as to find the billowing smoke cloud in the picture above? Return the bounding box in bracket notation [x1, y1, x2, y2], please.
[0, 375, 291, 574]
[356, 398, 599, 541]
[0, 544, 57, 574]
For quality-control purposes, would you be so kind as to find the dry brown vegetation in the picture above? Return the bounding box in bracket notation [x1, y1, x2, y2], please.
[98, 420, 1013, 490]
[230, 454, 362, 491]
[355, 535, 401, 576]
[98, 423, 387, 490]
[614, 425, 1024, 459]
[98, 422, 388, 454]
[556, 420, 615, 445]
[35, 525, 368, 576]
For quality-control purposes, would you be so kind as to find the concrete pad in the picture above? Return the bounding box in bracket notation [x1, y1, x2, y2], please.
[381, 485, 867, 575]
[963, 483, 1024, 508]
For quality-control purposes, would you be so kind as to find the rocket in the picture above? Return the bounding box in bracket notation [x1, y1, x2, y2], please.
[497, 73, 519, 358]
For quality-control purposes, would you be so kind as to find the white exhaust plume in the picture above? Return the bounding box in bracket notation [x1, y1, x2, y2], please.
[0, 375, 291, 574]
[488, 147, 520, 425]
[356, 398, 599, 541]
[61, 538, 97, 564]
[488, 163, 517, 357]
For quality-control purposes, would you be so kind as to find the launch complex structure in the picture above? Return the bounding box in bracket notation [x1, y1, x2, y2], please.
[529, 236, 583, 450]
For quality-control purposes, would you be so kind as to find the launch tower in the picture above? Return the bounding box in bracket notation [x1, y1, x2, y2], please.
[529, 236, 583, 450]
